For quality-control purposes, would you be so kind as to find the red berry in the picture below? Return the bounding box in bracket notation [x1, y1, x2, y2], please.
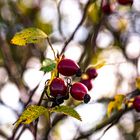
[86, 67, 98, 79]
[80, 79, 92, 91]
[57, 59, 81, 76]
[70, 82, 88, 101]
[117, 0, 133, 5]
[50, 78, 67, 97]
[102, 4, 112, 14]
[101, 0, 114, 15]
[133, 96, 140, 112]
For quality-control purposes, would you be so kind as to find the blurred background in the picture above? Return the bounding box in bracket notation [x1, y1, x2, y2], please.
[0, 0, 140, 140]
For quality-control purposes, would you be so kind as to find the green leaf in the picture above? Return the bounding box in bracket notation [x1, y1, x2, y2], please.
[40, 58, 56, 72]
[11, 27, 47, 46]
[13, 105, 49, 128]
[50, 106, 82, 121]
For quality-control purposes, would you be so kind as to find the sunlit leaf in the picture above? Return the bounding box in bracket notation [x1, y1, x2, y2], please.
[94, 60, 106, 69]
[136, 77, 140, 90]
[107, 101, 116, 117]
[50, 106, 82, 121]
[87, 2, 100, 24]
[13, 105, 48, 128]
[114, 94, 125, 103]
[107, 94, 125, 117]
[40, 58, 56, 73]
[11, 27, 47, 46]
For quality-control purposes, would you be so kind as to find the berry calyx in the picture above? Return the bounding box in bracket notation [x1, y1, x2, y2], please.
[84, 94, 91, 103]
[57, 58, 81, 76]
[70, 82, 89, 101]
[117, 0, 133, 5]
[86, 67, 98, 79]
[80, 79, 92, 91]
[133, 96, 140, 112]
[50, 78, 67, 97]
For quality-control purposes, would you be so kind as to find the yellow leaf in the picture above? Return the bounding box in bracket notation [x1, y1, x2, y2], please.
[114, 94, 125, 103]
[115, 95, 125, 111]
[136, 77, 140, 90]
[13, 105, 48, 128]
[107, 94, 125, 117]
[11, 27, 47, 46]
[93, 60, 106, 69]
[107, 101, 116, 117]
[87, 2, 100, 24]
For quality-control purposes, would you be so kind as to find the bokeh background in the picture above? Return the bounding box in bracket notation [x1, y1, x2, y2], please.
[0, 0, 140, 140]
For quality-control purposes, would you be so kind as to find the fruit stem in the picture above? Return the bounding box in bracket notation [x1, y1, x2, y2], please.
[47, 37, 57, 60]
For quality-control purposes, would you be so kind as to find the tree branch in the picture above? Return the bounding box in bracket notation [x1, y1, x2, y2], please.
[60, 0, 93, 55]
[75, 106, 132, 140]
[74, 88, 140, 140]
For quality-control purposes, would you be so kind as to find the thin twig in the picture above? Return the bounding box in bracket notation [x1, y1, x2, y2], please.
[74, 107, 132, 140]
[15, 126, 26, 140]
[24, 85, 39, 107]
[97, 118, 119, 140]
[33, 89, 47, 140]
[57, 0, 66, 40]
[60, 0, 93, 55]
[47, 37, 56, 59]
[0, 129, 9, 139]
[10, 85, 40, 140]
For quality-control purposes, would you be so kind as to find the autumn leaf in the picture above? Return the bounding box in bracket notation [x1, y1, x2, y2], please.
[107, 101, 116, 117]
[13, 105, 49, 128]
[87, 2, 100, 25]
[50, 106, 82, 121]
[94, 60, 106, 69]
[107, 94, 125, 117]
[135, 77, 140, 90]
[11, 27, 47, 46]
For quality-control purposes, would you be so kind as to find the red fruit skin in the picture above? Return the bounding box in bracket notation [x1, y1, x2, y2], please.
[117, 0, 133, 5]
[102, 4, 113, 15]
[80, 79, 92, 91]
[50, 78, 67, 97]
[70, 82, 88, 100]
[57, 59, 80, 76]
[133, 96, 140, 112]
[86, 67, 98, 79]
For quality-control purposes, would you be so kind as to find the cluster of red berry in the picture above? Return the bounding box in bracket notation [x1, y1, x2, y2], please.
[102, 0, 133, 15]
[47, 58, 98, 107]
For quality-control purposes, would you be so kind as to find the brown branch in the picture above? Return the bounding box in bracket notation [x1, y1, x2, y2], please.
[9, 85, 41, 140]
[74, 88, 140, 140]
[74, 106, 132, 140]
[32, 87, 47, 140]
[15, 126, 26, 140]
[60, 0, 93, 55]
[0, 129, 9, 139]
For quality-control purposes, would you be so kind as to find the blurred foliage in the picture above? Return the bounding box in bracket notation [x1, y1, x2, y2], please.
[0, 0, 140, 140]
